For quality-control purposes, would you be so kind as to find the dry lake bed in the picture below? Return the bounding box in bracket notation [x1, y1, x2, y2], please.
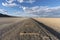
[0, 18, 60, 40]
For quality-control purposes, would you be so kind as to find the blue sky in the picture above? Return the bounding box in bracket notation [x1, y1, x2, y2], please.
[0, 0, 60, 17]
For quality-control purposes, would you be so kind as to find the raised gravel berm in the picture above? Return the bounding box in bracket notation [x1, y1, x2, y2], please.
[0, 18, 59, 40]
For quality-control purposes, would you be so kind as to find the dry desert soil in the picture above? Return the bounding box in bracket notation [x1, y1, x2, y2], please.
[0, 18, 60, 40]
[34, 18, 60, 33]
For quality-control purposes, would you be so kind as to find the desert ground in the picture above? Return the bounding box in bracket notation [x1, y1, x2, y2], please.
[0, 18, 27, 29]
[34, 18, 60, 33]
[0, 18, 60, 40]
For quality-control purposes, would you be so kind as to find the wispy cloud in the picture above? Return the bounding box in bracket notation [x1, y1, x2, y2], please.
[17, 0, 24, 3]
[2, 0, 35, 7]
[2, 2, 17, 7]
[21, 6, 60, 17]
[17, 0, 35, 3]
[13, 11, 38, 17]
[2, 0, 17, 7]
[6, 0, 14, 3]
[0, 9, 8, 14]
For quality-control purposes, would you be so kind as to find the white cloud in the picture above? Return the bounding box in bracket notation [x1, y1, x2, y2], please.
[2, 0, 17, 7]
[22, 6, 60, 17]
[2, 0, 35, 7]
[2, 2, 17, 7]
[0, 9, 8, 14]
[26, 0, 35, 3]
[17, 0, 35, 3]
[13, 11, 38, 17]
[17, 0, 24, 3]
[6, 0, 14, 3]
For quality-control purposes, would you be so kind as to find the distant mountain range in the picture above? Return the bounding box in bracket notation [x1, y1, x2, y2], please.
[0, 13, 12, 17]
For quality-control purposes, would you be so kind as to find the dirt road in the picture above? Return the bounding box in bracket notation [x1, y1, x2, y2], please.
[0, 18, 59, 40]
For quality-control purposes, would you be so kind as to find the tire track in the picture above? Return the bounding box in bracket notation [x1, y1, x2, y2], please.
[0, 18, 59, 40]
[0, 18, 28, 40]
[31, 19, 59, 40]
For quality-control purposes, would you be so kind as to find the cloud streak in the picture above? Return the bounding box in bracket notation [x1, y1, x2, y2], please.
[17, 0, 35, 3]
[0, 9, 8, 14]
[2, 0, 35, 7]
[2, 2, 17, 7]
[21, 6, 60, 17]
[6, 0, 14, 3]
